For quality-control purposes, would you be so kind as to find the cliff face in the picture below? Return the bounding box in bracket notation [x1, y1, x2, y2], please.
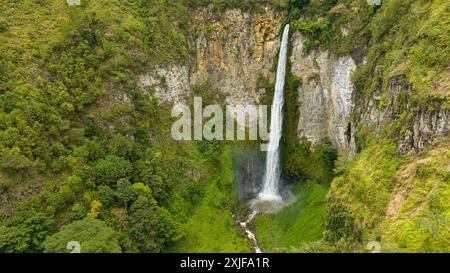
[189, 7, 283, 106]
[291, 32, 357, 152]
[138, 7, 360, 152]
[357, 75, 449, 153]
[139, 8, 448, 153]
[139, 7, 283, 106]
[290, 32, 448, 154]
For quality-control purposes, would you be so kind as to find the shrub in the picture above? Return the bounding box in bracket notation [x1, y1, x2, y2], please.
[0, 19, 8, 32]
[94, 155, 133, 185]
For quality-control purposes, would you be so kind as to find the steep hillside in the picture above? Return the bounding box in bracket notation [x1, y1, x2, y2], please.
[283, 0, 449, 252]
[0, 0, 230, 253]
[0, 0, 448, 253]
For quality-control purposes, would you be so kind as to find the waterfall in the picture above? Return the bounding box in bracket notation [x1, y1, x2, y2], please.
[239, 24, 289, 253]
[258, 24, 289, 202]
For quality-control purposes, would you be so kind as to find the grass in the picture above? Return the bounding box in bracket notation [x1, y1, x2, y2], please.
[326, 140, 449, 252]
[255, 180, 329, 252]
[379, 142, 450, 252]
[167, 147, 251, 253]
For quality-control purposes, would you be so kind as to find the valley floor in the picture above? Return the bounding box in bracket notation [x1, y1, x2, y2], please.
[169, 147, 330, 253]
[167, 149, 251, 253]
[255, 181, 328, 252]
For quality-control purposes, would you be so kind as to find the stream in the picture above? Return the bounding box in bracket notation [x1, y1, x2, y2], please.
[236, 212, 262, 253]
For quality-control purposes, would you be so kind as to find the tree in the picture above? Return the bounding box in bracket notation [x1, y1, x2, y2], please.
[135, 159, 166, 198]
[128, 196, 182, 252]
[115, 178, 137, 208]
[0, 147, 33, 173]
[43, 217, 121, 253]
[291, 0, 310, 9]
[87, 200, 102, 218]
[0, 210, 54, 253]
[93, 155, 133, 185]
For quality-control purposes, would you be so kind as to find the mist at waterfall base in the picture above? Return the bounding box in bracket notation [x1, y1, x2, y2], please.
[234, 25, 292, 214]
[232, 147, 293, 212]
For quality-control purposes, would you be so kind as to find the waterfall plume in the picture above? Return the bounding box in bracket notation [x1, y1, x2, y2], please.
[256, 24, 290, 207]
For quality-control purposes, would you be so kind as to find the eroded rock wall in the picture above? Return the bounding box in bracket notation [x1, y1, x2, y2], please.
[189, 7, 283, 106]
[291, 32, 357, 152]
[138, 9, 447, 153]
[291, 32, 448, 153]
[139, 7, 283, 106]
[357, 75, 449, 153]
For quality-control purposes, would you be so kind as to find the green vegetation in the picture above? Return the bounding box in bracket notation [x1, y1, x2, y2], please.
[379, 143, 450, 252]
[0, 0, 448, 254]
[0, 0, 246, 253]
[43, 217, 121, 253]
[256, 181, 329, 252]
[287, 0, 449, 253]
[284, 139, 338, 183]
[290, 0, 376, 55]
[168, 148, 250, 253]
[290, 0, 449, 139]
[356, 0, 450, 99]
[324, 141, 403, 248]
[324, 140, 450, 252]
[0, 208, 54, 253]
[187, 0, 290, 12]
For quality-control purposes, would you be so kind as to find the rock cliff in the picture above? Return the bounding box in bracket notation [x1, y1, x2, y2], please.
[291, 32, 357, 152]
[139, 8, 448, 153]
[139, 7, 284, 106]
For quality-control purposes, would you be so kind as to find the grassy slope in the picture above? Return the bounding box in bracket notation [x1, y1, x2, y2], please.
[380, 142, 450, 252]
[328, 140, 449, 252]
[255, 181, 328, 252]
[0, 0, 245, 253]
[168, 147, 250, 253]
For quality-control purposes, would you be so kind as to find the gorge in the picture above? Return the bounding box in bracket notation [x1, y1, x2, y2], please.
[0, 1, 448, 254]
[147, 2, 449, 253]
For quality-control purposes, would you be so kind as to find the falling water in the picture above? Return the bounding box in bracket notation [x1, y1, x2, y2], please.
[258, 24, 289, 203]
[237, 24, 290, 253]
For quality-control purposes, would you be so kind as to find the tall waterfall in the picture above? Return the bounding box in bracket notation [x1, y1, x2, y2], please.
[258, 24, 289, 202]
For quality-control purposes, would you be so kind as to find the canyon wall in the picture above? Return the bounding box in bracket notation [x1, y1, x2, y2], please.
[139, 8, 448, 153]
[290, 32, 448, 153]
[189, 7, 283, 106]
[139, 7, 283, 106]
[356, 75, 449, 153]
[290, 32, 357, 152]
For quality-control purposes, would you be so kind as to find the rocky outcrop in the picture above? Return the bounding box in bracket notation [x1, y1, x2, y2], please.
[290, 32, 357, 152]
[139, 7, 284, 106]
[188, 7, 283, 106]
[291, 32, 448, 154]
[404, 106, 449, 152]
[358, 75, 449, 153]
[138, 66, 190, 104]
